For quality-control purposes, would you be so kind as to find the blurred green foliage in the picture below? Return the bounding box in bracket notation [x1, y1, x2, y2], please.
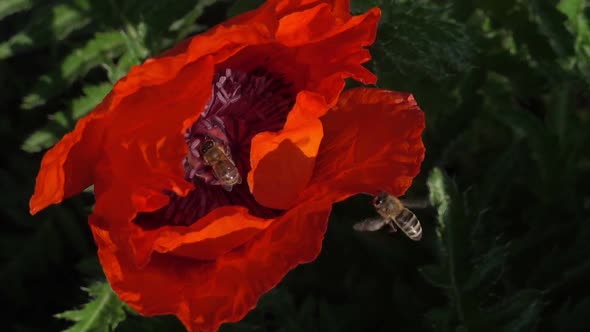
[1, 0, 589, 331]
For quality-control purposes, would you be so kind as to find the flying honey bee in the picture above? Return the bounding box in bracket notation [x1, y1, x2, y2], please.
[353, 191, 423, 241]
[200, 138, 242, 191]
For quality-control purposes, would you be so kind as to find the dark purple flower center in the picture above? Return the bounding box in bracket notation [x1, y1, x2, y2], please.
[134, 67, 295, 230]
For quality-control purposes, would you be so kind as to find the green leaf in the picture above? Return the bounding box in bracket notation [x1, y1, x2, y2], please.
[528, 0, 575, 58]
[428, 168, 472, 283]
[169, 0, 218, 41]
[0, 1, 91, 59]
[317, 300, 347, 332]
[486, 290, 544, 332]
[364, 0, 473, 91]
[22, 31, 126, 109]
[0, 220, 63, 302]
[425, 306, 453, 332]
[116, 315, 186, 332]
[419, 264, 450, 289]
[71, 83, 112, 119]
[21, 128, 63, 153]
[227, 0, 265, 18]
[104, 52, 137, 84]
[21, 111, 72, 152]
[0, 203, 89, 307]
[0, 0, 33, 21]
[427, 168, 482, 330]
[56, 282, 127, 332]
[552, 298, 590, 331]
[558, 0, 590, 82]
[475, 142, 524, 207]
[464, 245, 507, 292]
[546, 81, 574, 146]
[75, 257, 103, 278]
[492, 101, 556, 186]
[119, 23, 150, 67]
[21, 82, 111, 152]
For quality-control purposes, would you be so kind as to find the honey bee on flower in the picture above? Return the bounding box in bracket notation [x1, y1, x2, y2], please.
[186, 137, 242, 191]
[29, 0, 425, 331]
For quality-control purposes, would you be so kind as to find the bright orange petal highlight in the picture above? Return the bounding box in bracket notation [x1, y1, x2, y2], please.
[248, 91, 326, 209]
[146, 206, 274, 261]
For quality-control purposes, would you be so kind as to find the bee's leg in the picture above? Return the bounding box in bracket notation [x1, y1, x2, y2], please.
[387, 222, 398, 233]
[195, 169, 217, 184]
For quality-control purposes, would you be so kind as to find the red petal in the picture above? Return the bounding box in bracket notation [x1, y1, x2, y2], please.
[208, 1, 379, 106]
[274, 6, 380, 105]
[330, 0, 351, 20]
[31, 3, 391, 332]
[29, 52, 213, 215]
[132, 206, 275, 263]
[293, 7, 380, 104]
[92, 57, 215, 217]
[91, 198, 332, 332]
[308, 88, 425, 201]
[224, 0, 351, 27]
[248, 91, 326, 209]
[29, 94, 112, 215]
[91, 57, 216, 266]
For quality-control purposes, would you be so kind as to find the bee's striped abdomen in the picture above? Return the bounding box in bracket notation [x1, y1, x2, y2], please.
[394, 209, 422, 241]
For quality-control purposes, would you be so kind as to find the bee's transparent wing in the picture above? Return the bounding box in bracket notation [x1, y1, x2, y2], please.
[353, 217, 388, 232]
[399, 198, 430, 209]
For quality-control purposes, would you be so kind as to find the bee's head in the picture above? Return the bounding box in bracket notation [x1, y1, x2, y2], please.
[200, 139, 215, 155]
[372, 191, 388, 208]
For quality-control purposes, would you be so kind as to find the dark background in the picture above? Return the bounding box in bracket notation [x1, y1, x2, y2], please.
[1, 0, 589, 331]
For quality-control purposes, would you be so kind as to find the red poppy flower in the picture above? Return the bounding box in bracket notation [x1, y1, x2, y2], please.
[29, 0, 425, 331]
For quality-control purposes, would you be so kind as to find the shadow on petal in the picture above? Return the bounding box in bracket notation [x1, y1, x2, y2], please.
[250, 138, 317, 210]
